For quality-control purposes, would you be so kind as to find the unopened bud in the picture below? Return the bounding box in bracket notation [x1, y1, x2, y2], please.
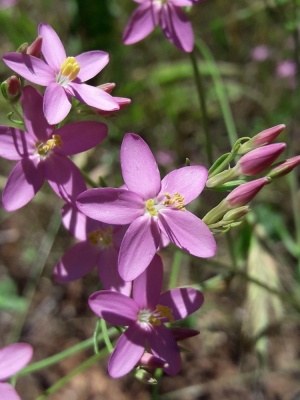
[267, 155, 300, 179]
[206, 168, 237, 188]
[169, 327, 200, 341]
[98, 82, 116, 93]
[223, 206, 249, 222]
[27, 36, 42, 58]
[139, 353, 167, 368]
[225, 177, 269, 207]
[236, 143, 286, 176]
[1, 75, 22, 103]
[238, 124, 285, 155]
[133, 367, 157, 385]
[17, 42, 29, 54]
[95, 97, 131, 116]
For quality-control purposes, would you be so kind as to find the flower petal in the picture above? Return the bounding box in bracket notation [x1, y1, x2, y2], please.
[43, 153, 86, 204]
[98, 247, 132, 296]
[0, 383, 21, 400]
[160, 4, 194, 52]
[0, 343, 33, 380]
[89, 291, 139, 326]
[2, 53, 54, 85]
[169, 327, 200, 341]
[43, 83, 72, 125]
[118, 215, 161, 282]
[158, 209, 216, 258]
[68, 82, 119, 111]
[123, 1, 159, 45]
[108, 325, 146, 378]
[147, 325, 181, 375]
[2, 158, 44, 211]
[54, 241, 98, 283]
[38, 23, 66, 71]
[0, 127, 35, 160]
[159, 166, 208, 205]
[77, 188, 144, 225]
[61, 204, 98, 241]
[54, 121, 107, 156]
[21, 86, 54, 142]
[121, 133, 161, 199]
[76, 51, 109, 82]
[133, 254, 163, 309]
[158, 288, 204, 320]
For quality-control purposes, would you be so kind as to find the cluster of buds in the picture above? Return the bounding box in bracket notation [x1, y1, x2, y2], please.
[204, 125, 300, 232]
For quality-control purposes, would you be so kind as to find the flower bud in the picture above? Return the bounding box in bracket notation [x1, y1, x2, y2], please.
[238, 124, 285, 155]
[1, 75, 22, 103]
[133, 367, 157, 384]
[236, 143, 286, 176]
[225, 177, 269, 207]
[139, 352, 167, 368]
[222, 206, 249, 222]
[27, 36, 43, 58]
[267, 155, 300, 179]
[98, 82, 116, 93]
[95, 97, 131, 116]
[16, 42, 29, 54]
[206, 168, 237, 188]
[169, 327, 200, 341]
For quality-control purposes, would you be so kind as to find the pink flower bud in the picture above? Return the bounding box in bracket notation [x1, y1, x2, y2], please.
[27, 36, 43, 58]
[95, 97, 131, 116]
[236, 143, 286, 176]
[268, 155, 300, 179]
[238, 124, 285, 155]
[98, 82, 116, 93]
[169, 327, 200, 341]
[1, 75, 22, 103]
[139, 352, 167, 368]
[225, 178, 269, 207]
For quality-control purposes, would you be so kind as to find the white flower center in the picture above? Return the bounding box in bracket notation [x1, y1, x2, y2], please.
[56, 57, 80, 87]
[138, 305, 175, 329]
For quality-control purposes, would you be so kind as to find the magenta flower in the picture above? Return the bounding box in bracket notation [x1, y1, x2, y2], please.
[3, 23, 119, 124]
[0, 86, 108, 211]
[123, 0, 195, 52]
[89, 254, 204, 378]
[0, 343, 33, 400]
[77, 133, 216, 281]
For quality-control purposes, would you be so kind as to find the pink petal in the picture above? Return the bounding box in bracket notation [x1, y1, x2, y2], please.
[21, 86, 54, 142]
[68, 82, 119, 111]
[2, 158, 44, 211]
[43, 83, 72, 125]
[160, 4, 194, 52]
[38, 23, 66, 71]
[54, 241, 98, 283]
[147, 325, 181, 375]
[0, 383, 21, 400]
[171, 0, 194, 5]
[43, 154, 86, 204]
[77, 188, 144, 225]
[76, 51, 109, 82]
[108, 325, 146, 378]
[61, 204, 98, 241]
[98, 247, 132, 296]
[158, 209, 216, 258]
[132, 254, 163, 309]
[158, 288, 204, 320]
[159, 166, 208, 205]
[0, 343, 33, 380]
[118, 215, 161, 282]
[54, 121, 107, 156]
[123, 1, 159, 45]
[0, 127, 35, 160]
[88, 291, 139, 326]
[121, 133, 161, 199]
[2, 53, 54, 85]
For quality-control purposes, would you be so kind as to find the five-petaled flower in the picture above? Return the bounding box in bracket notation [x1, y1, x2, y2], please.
[3, 23, 119, 124]
[0, 343, 33, 400]
[123, 0, 197, 52]
[0, 86, 108, 211]
[89, 254, 204, 378]
[77, 133, 216, 281]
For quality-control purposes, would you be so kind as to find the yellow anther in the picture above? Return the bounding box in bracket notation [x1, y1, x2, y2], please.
[88, 227, 113, 247]
[60, 57, 80, 81]
[163, 192, 186, 211]
[146, 199, 158, 217]
[149, 315, 161, 326]
[156, 305, 175, 323]
[36, 134, 62, 156]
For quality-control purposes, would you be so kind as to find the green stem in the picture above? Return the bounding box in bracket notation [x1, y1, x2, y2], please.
[10, 103, 24, 123]
[152, 368, 163, 400]
[16, 327, 117, 377]
[35, 348, 109, 400]
[93, 319, 102, 354]
[101, 318, 114, 353]
[168, 251, 183, 289]
[81, 170, 98, 188]
[189, 49, 213, 165]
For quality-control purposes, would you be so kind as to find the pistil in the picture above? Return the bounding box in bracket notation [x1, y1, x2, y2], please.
[36, 134, 62, 156]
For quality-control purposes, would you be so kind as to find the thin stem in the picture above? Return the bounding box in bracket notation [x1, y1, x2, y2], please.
[10, 103, 24, 123]
[17, 327, 117, 377]
[93, 319, 102, 354]
[168, 251, 182, 289]
[100, 318, 114, 353]
[152, 368, 163, 400]
[189, 49, 213, 165]
[35, 347, 109, 400]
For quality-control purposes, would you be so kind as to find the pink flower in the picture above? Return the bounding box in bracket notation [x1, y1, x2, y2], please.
[123, 0, 195, 52]
[276, 60, 297, 78]
[3, 23, 119, 124]
[0, 86, 108, 211]
[225, 178, 269, 207]
[0, 343, 33, 400]
[89, 254, 204, 378]
[251, 45, 270, 62]
[0, 0, 18, 9]
[77, 133, 216, 281]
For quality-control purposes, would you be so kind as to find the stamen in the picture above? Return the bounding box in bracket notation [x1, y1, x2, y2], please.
[146, 199, 158, 216]
[60, 57, 80, 81]
[149, 304, 174, 326]
[36, 134, 62, 156]
[88, 227, 113, 247]
[163, 192, 186, 211]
